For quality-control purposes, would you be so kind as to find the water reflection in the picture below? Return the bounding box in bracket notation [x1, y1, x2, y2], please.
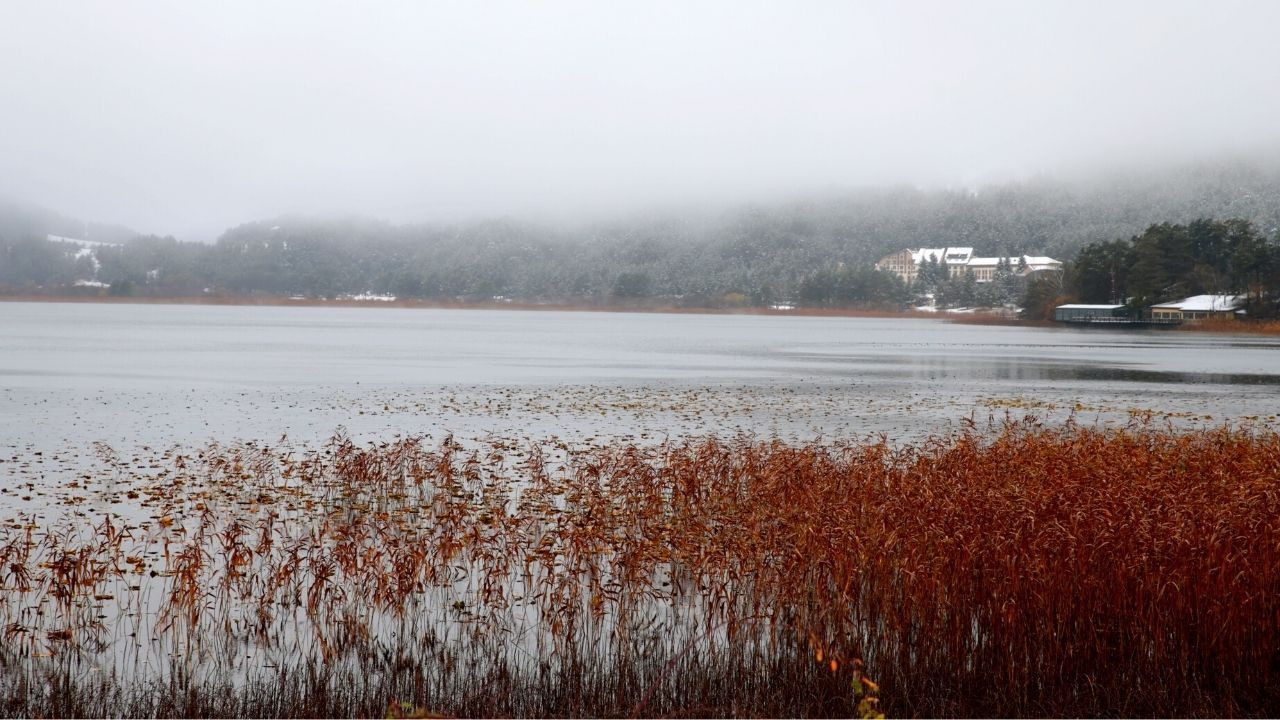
[778, 350, 1280, 386]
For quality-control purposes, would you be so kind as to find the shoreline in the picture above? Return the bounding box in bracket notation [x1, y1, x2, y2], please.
[4, 293, 1277, 334]
[0, 292, 950, 321]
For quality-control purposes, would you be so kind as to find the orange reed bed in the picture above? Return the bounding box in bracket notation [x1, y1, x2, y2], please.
[1178, 315, 1280, 335]
[1, 419, 1278, 717]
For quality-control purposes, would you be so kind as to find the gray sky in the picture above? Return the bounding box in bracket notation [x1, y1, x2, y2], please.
[3, 0, 1279, 240]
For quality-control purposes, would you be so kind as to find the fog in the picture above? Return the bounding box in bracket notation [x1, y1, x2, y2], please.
[3, 0, 1279, 240]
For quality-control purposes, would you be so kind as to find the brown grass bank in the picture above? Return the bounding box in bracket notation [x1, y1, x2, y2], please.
[1, 420, 1279, 717]
[1178, 315, 1280, 335]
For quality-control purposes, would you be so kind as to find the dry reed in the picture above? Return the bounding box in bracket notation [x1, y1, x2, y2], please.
[1, 417, 1278, 717]
[1178, 315, 1280, 335]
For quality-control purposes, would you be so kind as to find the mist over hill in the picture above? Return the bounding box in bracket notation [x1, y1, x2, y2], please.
[3, 155, 1279, 307]
[0, 198, 140, 247]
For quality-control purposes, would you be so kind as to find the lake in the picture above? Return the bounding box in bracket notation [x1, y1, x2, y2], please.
[2, 299, 1279, 712]
[2, 301, 1279, 456]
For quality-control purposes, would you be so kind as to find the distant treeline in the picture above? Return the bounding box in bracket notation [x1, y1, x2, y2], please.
[3, 157, 1280, 311]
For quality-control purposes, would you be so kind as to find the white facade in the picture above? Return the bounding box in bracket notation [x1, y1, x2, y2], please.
[875, 248, 1062, 283]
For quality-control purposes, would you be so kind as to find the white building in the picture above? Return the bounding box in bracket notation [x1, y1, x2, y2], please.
[1149, 294, 1243, 321]
[875, 248, 1062, 284]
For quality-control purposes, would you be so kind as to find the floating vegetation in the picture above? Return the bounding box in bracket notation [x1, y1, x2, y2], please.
[1, 418, 1278, 716]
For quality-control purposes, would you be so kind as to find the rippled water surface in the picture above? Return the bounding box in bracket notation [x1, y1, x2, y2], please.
[3, 301, 1279, 451]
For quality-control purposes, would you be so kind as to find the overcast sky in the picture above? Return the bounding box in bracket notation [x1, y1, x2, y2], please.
[3, 0, 1279, 240]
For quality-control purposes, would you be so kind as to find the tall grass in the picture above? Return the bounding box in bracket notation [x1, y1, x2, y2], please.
[1, 418, 1278, 716]
[1178, 315, 1280, 334]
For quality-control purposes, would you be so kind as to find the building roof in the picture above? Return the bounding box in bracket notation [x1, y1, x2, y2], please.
[1021, 256, 1062, 266]
[912, 247, 973, 264]
[909, 250, 1060, 268]
[1150, 294, 1243, 311]
[1056, 304, 1126, 310]
[881, 248, 1063, 272]
[965, 257, 1010, 267]
[966, 255, 1063, 267]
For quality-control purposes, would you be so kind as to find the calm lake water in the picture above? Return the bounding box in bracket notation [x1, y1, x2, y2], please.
[3, 301, 1279, 452]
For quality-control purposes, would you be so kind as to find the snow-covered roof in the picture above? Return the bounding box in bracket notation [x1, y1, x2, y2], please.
[1150, 294, 1243, 312]
[912, 247, 973, 264]
[906, 250, 1060, 268]
[1022, 256, 1061, 266]
[1056, 304, 1126, 310]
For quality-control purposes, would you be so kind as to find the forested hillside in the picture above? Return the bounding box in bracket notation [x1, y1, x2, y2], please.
[4, 156, 1279, 307]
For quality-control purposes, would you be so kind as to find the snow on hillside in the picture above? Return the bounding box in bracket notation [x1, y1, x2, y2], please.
[46, 234, 120, 248]
[47, 234, 119, 284]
